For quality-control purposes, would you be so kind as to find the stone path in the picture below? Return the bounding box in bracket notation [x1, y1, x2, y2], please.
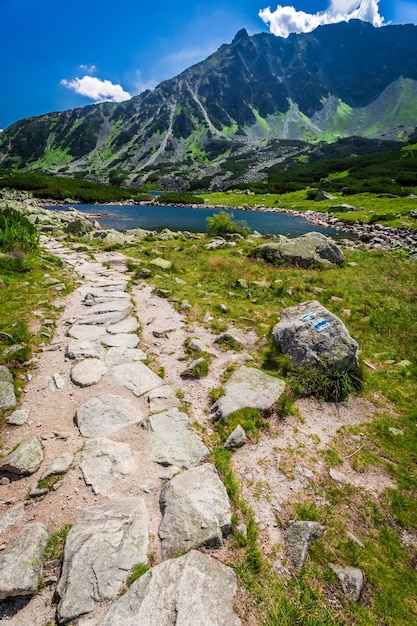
[0, 238, 241, 625]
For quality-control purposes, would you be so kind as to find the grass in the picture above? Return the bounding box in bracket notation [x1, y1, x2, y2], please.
[44, 524, 72, 561]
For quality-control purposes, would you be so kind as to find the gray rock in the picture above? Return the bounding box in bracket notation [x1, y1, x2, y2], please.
[76, 393, 145, 437]
[0, 503, 24, 539]
[6, 408, 29, 426]
[101, 550, 241, 626]
[0, 365, 13, 383]
[210, 366, 286, 421]
[224, 424, 247, 449]
[70, 358, 107, 387]
[105, 346, 147, 366]
[0, 523, 49, 599]
[65, 219, 93, 236]
[148, 385, 181, 414]
[149, 257, 172, 270]
[66, 324, 106, 341]
[186, 338, 213, 354]
[329, 468, 347, 483]
[272, 300, 359, 375]
[180, 357, 208, 379]
[113, 361, 164, 397]
[286, 520, 325, 569]
[252, 232, 344, 267]
[329, 203, 356, 213]
[77, 310, 129, 326]
[214, 328, 246, 349]
[101, 333, 139, 348]
[65, 340, 106, 360]
[159, 464, 231, 559]
[40, 452, 73, 480]
[56, 497, 148, 623]
[107, 316, 139, 334]
[81, 438, 136, 495]
[0, 366, 16, 410]
[84, 300, 133, 316]
[314, 191, 336, 201]
[147, 408, 209, 468]
[329, 564, 364, 602]
[0, 437, 43, 475]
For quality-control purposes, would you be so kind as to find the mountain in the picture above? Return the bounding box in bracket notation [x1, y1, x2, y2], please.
[1, 20, 417, 191]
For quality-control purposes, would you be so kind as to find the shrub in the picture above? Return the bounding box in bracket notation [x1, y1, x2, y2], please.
[206, 211, 250, 237]
[0, 207, 38, 252]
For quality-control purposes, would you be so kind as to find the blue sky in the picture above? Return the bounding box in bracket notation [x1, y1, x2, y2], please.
[0, 0, 415, 130]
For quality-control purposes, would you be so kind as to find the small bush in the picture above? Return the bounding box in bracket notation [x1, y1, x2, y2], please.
[0, 207, 38, 252]
[206, 211, 250, 237]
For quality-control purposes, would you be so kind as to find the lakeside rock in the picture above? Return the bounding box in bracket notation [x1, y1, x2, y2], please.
[251, 232, 345, 267]
[272, 300, 359, 375]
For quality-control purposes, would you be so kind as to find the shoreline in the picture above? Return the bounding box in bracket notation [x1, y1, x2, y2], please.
[44, 199, 417, 253]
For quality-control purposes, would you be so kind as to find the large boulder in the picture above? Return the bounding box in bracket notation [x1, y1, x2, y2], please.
[210, 365, 286, 421]
[252, 232, 344, 267]
[159, 464, 231, 559]
[101, 550, 241, 626]
[56, 497, 148, 623]
[272, 301, 359, 375]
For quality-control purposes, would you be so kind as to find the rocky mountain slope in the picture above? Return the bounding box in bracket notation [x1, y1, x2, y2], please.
[1, 20, 417, 190]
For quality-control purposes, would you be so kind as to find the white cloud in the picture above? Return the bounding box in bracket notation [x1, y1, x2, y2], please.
[60, 75, 131, 103]
[259, 0, 385, 37]
[79, 64, 97, 74]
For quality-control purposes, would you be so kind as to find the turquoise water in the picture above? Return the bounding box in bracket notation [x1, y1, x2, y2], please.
[52, 203, 342, 238]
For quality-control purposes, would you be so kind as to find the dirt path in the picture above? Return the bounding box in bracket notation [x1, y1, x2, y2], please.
[0, 237, 393, 624]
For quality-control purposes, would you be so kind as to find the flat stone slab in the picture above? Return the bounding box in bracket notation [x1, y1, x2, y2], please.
[84, 300, 133, 316]
[101, 550, 241, 626]
[101, 333, 139, 348]
[65, 340, 106, 360]
[40, 452, 73, 480]
[0, 436, 43, 475]
[70, 358, 107, 387]
[77, 310, 129, 326]
[76, 393, 145, 437]
[6, 408, 29, 426]
[66, 324, 107, 341]
[0, 523, 49, 599]
[56, 497, 148, 623]
[159, 464, 231, 559]
[272, 300, 359, 374]
[147, 385, 181, 414]
[78, 287, 131, 300]
[147, 408, 209, 468]
[81, 438, 136, 495]
[113, 361, 164, 397]
[210, 366, 286, 421]
[105, 346, 147, 366]
[107, 316, 139, 334]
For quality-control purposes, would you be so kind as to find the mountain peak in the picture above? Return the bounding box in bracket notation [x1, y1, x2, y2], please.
[232, 28, 249, 44]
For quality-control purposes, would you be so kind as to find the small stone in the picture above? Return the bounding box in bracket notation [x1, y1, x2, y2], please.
[53, 373, 65, 389]
[329, 564, 364, 602]
[224, 425, 247, 449]
[329, 468, 347, 483]
[6, 409, 29, 426]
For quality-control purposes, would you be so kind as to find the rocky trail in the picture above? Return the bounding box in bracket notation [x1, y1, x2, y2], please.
[0, 236, 389, 625]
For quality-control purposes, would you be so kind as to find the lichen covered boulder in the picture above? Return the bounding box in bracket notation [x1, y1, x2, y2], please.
[272, 301, 358, 375]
